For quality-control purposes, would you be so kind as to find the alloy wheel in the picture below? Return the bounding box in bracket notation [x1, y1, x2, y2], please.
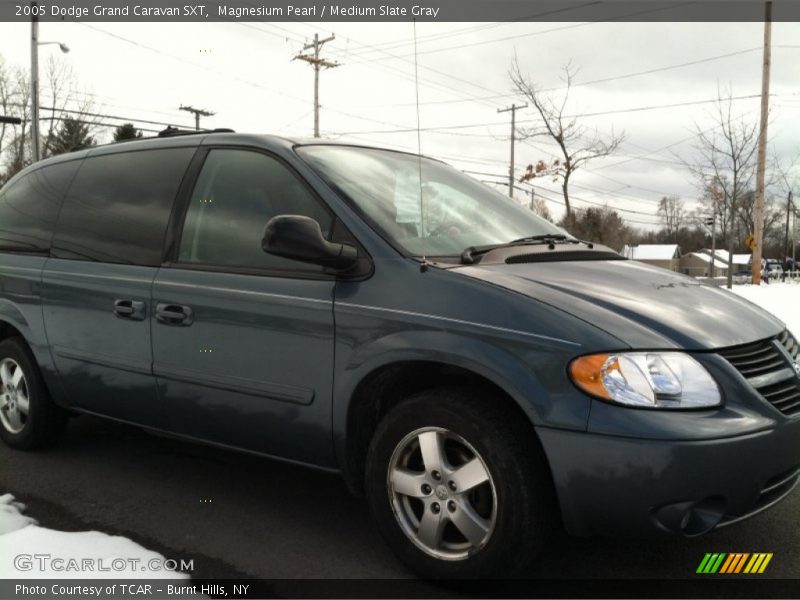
[0, 358, 29, 434]
[387, 426, 497, 561]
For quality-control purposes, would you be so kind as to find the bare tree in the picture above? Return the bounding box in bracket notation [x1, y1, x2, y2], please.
[657, 195, 685, 242]
[2, 66, 32, 181]
[771, 152, 799, 260]
[510, 58, 625, 216]
[41, 56, 97, 158]
[0, 58, 97, 181]
[529, 196, 552, 221]
[688, 89, 759, 288]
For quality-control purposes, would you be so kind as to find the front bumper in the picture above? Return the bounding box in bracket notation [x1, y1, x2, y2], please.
[537, 419, 800, 537]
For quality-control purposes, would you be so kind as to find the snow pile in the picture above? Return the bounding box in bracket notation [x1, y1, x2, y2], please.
[0, 494, 36, 535]
[0, 494, 188, 579]
[731, 282, 800, 338]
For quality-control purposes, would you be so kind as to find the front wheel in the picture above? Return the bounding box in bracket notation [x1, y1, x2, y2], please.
[365, 387, 556, 579]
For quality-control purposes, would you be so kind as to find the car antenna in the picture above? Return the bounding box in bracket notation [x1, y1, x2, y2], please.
[412, 18, 429, 273]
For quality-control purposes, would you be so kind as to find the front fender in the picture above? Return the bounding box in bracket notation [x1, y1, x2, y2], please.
[331, 327, 593, 473]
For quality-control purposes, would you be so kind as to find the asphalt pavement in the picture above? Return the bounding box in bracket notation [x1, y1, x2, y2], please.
[1, 414, 799, 594]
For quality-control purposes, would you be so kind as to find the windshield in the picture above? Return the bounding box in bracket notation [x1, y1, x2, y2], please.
[296, 145, 569, 257]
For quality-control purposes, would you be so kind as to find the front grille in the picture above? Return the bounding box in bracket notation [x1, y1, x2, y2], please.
[759, 380, 800, 414]
[719, 331, 800, 417]
[718, 339, 787, 378]
[778, 330, 799, 361]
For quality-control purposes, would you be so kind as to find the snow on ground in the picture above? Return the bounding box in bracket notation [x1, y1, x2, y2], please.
[730, 281, 800, 338]
[0, 494, 188, 579]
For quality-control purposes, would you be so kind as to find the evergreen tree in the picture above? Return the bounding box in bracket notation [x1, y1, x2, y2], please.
[46, 118, 95, 156]
[113, 122, 143, 142]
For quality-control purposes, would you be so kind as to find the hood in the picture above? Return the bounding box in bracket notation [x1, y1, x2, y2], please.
[455, 259, 784, 350]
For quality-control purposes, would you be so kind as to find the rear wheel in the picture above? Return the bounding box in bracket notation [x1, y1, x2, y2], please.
[365, 386, 556, 579]
[0, 338, 67, 449]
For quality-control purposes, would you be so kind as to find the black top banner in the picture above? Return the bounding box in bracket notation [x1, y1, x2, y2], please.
[0, 0, 798, 22]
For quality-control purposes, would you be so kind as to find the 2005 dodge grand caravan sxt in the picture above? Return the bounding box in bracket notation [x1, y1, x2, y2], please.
[0, 130, 799, 578]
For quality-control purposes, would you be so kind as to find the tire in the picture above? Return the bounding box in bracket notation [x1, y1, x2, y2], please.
[365, 386, 556, 579]
[0, 337, 67, 449]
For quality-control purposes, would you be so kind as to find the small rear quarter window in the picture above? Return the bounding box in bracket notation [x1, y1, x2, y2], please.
[0, 161, 80, 252]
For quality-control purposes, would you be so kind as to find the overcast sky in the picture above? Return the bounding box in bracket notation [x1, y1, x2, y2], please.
[1, 19, 798, 228]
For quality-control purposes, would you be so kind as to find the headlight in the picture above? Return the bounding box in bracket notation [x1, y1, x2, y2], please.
[569, 352, 721, 409]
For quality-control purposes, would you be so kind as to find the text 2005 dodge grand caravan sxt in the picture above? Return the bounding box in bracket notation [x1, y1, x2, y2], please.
[0, 131, 798, 578]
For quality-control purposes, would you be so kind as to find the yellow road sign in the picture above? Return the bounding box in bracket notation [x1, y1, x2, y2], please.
[745, 234, 756, 250]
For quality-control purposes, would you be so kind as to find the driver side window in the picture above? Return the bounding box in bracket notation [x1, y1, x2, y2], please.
[178, 149, 334, 273]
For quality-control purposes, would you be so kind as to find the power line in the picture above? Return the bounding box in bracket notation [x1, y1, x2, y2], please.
[332, 92, 787, 136]
[351, 2, 691, 61]
[83, 23, 417, 134]
[8, 103, 196, 130]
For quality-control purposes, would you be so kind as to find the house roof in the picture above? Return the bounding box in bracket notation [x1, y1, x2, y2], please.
[733, 253, 752, 265]
[620, 244, 680, 260]
[702, 248, 730, 262]
[686, 252, 729, 269]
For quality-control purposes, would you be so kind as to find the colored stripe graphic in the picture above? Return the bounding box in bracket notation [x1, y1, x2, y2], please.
[699, 552, 772, 574]
[719, 553, 749, 573]
[697, 553, 727, 573]
[744, 553, 774, 574]
[697, 553, 713, 573]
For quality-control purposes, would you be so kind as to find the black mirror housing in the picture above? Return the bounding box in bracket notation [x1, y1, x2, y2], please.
[262, 215, 359, 271]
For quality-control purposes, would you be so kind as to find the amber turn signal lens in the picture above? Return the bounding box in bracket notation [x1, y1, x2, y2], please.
[569, 354, 613, 399]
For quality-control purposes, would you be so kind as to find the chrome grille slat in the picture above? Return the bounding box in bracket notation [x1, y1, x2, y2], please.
[719, 331, 800, 417]
[723, 346, 777, 361]
[771, 392, 800, 405]
[736, 354, 784, 368]
[763, 384, 799, 398]
[738, 361, 790, 377]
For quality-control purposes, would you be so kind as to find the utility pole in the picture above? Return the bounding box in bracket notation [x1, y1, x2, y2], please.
[752, 0, 772, 285]
[793, 205, 798, 265]
[30, 2, 40, 162]
[705, 215, 717, 278]
[784, 190, 794, 263]
[497, 103, 527, 198]
[179, 105, 214, 131]
[293, 34, 340, 138]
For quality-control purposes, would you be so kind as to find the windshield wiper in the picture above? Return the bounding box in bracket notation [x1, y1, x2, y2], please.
[460, 234, 581, 264]
[507, 234, 572, 244]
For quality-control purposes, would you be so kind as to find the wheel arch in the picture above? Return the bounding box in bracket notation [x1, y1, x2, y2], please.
[335, 343, 547, 496]
[0, 300, 34, 343]
[0, 302, 66, 408]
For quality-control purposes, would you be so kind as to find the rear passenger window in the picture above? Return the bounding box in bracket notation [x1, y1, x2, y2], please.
[178, 149, 333, 273]
[52, 148, 194, 266]
[0, 161, 80, 251]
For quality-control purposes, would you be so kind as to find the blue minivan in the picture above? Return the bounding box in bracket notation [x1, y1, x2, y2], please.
[0, 131, 799, 578]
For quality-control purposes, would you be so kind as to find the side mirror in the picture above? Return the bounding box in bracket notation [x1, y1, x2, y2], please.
[262, 215, 359, 271]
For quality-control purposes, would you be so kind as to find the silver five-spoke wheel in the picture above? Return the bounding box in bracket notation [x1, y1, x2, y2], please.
[0, 358, 29, 434]
[387, 426, 497, 561]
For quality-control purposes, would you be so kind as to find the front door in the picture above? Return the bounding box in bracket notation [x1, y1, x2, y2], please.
[151, 148, 338, 467]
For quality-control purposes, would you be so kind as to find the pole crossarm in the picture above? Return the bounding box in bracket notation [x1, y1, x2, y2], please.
[179, 105, 215, 131]
[293, 33, 340, 138]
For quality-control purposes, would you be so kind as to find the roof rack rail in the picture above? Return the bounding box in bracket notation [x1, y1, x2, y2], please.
[158, 126, 235, 138]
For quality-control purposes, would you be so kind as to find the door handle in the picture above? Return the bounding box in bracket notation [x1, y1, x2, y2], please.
[155, 303, 194, 326]
[114, 299, 146, 321]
